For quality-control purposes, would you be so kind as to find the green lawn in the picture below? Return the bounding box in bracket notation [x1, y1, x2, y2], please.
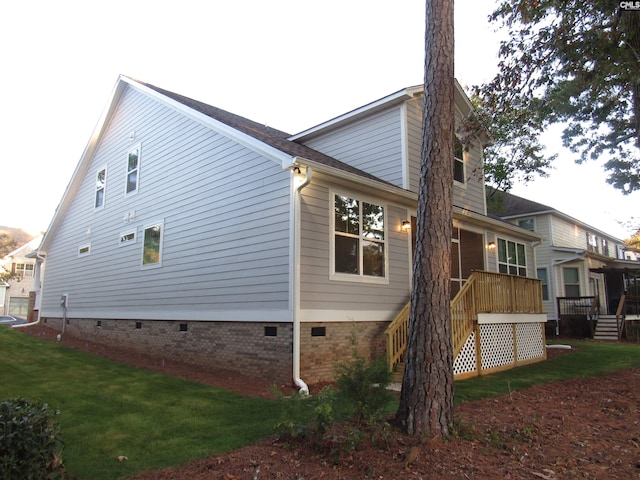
[0, 328, 283, 479]
[454, 341, 640, 403]
[1, 328, 639, 479]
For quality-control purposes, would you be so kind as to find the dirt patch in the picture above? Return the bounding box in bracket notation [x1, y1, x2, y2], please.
[21, 326, 640, 479]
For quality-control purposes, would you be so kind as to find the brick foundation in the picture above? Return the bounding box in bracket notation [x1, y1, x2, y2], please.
[42, 317, 293, 384]
[299, 321, 388, 383]
[41, 317, 389, 385]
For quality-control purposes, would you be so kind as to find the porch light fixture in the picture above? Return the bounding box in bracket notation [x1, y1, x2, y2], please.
[401, 220, 411, 232]
[486, 241, 496, 251]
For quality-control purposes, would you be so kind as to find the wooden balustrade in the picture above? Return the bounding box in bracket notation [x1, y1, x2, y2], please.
[385, 270, 544, 373]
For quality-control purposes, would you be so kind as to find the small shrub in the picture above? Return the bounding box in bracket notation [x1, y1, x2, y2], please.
[0, 398, 65, 480]
[334, 350, 393, 425]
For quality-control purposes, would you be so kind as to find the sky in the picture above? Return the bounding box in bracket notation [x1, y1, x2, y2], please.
[0, 0, 637, 239]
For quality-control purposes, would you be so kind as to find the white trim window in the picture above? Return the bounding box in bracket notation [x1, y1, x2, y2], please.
[497, 238, 527, 276]
[125, 144, 141, 195]
[453, 136, 465, 184]
[119, 230, 137, 246]
[332, 193, 387, 282]
[142, 221, 163, 267]
[563, 267, 581, 297]
[95, 167, 107, 209]
[78, 243, 91, 257]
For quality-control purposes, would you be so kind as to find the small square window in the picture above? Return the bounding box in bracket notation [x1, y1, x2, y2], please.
[119, 230, 136, 246]
[311, 326, 326, 337]
[135, 321, 142, 329]
[179, 323, 188, 332]
[96, 320, 102, 327]
[264, 326, 277, 337]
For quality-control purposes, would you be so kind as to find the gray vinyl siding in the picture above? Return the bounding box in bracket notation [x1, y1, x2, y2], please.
[302, 107, 404, 187]
[299, 182, 410, 315]
[404, 96, 487, 214]
[41, 86, 291, 319]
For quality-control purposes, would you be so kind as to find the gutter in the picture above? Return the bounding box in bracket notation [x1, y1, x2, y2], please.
[291, 164, 312, 395]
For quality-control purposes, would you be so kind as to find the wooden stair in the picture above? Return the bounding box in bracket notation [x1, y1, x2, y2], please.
[593, 315, 619, 341]
[391, 362, 404, 383]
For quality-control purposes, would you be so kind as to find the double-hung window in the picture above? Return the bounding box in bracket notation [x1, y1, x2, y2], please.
[497, 238, 527, 276]
[563, 267, 580, 296]
[333, 193, 386, 281]
[126, 144, 141, 195]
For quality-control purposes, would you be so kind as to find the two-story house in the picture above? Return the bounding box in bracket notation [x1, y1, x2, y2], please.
[1, 236, 42, 319]
[32, 76, 547, 388]
[488, 189, 640, 338]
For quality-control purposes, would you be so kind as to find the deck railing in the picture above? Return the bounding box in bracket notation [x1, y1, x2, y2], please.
[385, 270, 544, 373]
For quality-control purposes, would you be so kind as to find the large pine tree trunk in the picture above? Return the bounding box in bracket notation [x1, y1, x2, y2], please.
[396, 0, 455, 438]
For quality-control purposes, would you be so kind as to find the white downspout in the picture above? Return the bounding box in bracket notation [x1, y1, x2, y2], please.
[292, 165, 312, 395]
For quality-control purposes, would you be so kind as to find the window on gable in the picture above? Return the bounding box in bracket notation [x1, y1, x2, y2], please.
[497, 238, 527, 276]
[13, 263, 34, 278]
[453, 137, 465, 184]
[119, 230, 136, 246]
[333, 194, 386, 281]
[142, 221, 163, 267]
[518, 218, 535, 232]
[78, 244, 91, 257]
[95, 167, 106, 209]
[126, 144, 141, 195]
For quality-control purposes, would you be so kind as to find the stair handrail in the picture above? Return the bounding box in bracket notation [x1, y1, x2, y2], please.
[385, 270, 544, 373]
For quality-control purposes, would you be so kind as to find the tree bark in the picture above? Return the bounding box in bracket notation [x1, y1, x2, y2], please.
[396, 0, 455, 438]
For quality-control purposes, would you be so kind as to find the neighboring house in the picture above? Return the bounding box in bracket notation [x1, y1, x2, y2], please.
[34, 76, 546, 386]
[488, 189, 640, 337]
[0, 236, 42, 319]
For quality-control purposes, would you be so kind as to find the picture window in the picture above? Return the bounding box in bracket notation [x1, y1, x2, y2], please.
[142, 221, 163, 267]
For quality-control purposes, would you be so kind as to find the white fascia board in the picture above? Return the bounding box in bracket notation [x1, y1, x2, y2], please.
[478, 313, 547, 324]
[40, 77, 129, 253]
[124, 77, 294, 167]
[289, 86, 422, 141]
[291, 157, 417, 205]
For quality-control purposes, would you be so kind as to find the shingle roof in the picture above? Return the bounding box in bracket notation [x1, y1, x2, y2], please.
[486, 187, 556, 218]
[138, 80, 393, 185]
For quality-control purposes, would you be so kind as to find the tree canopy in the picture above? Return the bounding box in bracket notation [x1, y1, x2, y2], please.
[474, 1, 640, 193]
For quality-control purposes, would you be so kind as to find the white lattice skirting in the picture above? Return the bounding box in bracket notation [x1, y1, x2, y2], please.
[453, 314, 546, 379]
